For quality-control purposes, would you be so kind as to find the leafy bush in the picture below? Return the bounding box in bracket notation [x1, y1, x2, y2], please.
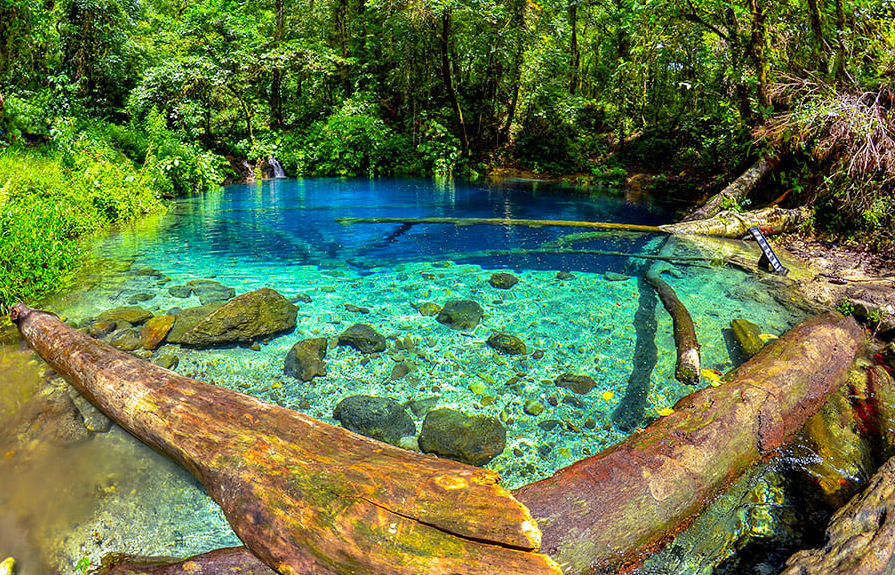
[278, 99, 411, 177]
[0, 138, 166, 311]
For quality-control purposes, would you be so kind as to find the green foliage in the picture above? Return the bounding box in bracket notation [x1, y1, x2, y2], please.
[0, 137, 166, 311]
[835, 297, 855, 317]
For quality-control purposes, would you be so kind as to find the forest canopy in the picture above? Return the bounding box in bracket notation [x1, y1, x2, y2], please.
[0, 0, 894, 294]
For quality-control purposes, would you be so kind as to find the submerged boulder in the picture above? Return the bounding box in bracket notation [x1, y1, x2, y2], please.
[731, 318, 766, 358]
[418, 408, 506, 466]
[98, 306, 153, 326]
[436, 299, 484, 331]
[284, 337, 328, 382]
[338, 324, 387, 354]
[165, 302, 225, 344]
[141, 314, 175, 350]
[554, 372, 596, 395]
[489, 272, 519, 289]
[177, 288, 297, 347]
[487, 332, 527, 355]
[332, 395, 415, 446]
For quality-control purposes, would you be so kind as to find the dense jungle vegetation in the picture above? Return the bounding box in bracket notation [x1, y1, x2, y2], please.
[0, 0, 894, 310]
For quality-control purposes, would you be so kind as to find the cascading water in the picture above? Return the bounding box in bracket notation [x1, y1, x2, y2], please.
[269, 157, 286, 178]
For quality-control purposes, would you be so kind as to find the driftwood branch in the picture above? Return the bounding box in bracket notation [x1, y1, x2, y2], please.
[513, 312, 863, 575]
[682, 159, 777, 222]
[10, 304, 560, 575]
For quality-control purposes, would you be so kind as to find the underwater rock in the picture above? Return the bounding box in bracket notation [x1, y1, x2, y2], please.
[731, 318, 765, 358]
[338, 324, 387, 354]
[141, 315, 175, 350]
[98, 306, 154, 326]
[187, 279, 237, 305]
[68, 389, 112, 432]
[168, 285, 193, 298]
[152, 352, 180, 371]
[127, 292, 156, 305]
[415, 302, 441, 317]
[556, 271, 575, 280]
[487, 333, 527, 355]
[489, 272, 520, 289]
[344, 304, 370, 314]
[390, 360, 416, 381]
[436, 300, 484, 331]
[523, 399, 545, 416]
[177, 289, 297, 347]
[602, 272, 629, 282]
[418, 408, 506, 466]
[332, 395, 415, 446]
[108, 328, 143, 351]
[284, 338, 328, 382]
[7, 384, 90, 447]
[554, 372, 596, 395]
[165, 302, 225, 344]
[405, 396, 439, 418]
[86, 319, 117, 339]
[293, 292, 312, 304]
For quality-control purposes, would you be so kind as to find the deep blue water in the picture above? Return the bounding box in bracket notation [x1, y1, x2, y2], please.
[153, 177, 674, 276]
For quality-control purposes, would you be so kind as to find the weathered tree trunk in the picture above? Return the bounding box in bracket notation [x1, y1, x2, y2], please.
[513, 312, 863, 575]
[781, 454, 895, 575]
[682, 159, 777, 222]
[661, 206, 810, 238]
[10, 304, 560, 575]
[439, 10, 469, 156]
[103, 547, 274, 575]
[644, 239, 700, 385]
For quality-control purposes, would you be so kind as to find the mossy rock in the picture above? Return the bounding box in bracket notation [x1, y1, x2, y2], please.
[554, 372, 596, 395]
[338, 324, 387, 354]
[489, 272, 520, 289]
[178, 288, 297, 347]
[98, 306, 154, 326]
[487, 332, 527, 355]
[418, 407, 506, 466]
[333, 395, 415, 446]
[436, 299, 484, 331]
[731, 318, 765, 358]
[284, 337, 328, 382]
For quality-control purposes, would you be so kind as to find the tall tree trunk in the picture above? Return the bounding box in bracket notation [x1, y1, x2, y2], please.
[833, 0, 848, 80]
[806, 0, 827, 72]
[748, 0, 770, 115]
[439, 10, 469, 155]
[269, 0, 284, 128]
[568, 2, 579, 95]
[502, 0, 526, 142]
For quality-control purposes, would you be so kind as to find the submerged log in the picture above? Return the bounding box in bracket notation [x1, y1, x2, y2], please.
[659, 206, 810, 238]
[9, 304, 560, 575]
[682, 159, 777, 222]
[337, 215, 662, 232]
[644, 238, 701, 386]
[513, 312, 864, 575]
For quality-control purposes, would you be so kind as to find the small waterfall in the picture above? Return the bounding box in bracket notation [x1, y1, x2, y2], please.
[269, 157, 287, 179]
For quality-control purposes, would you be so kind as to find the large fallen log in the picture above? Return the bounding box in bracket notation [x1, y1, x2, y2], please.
[102, 548, 274, 575]
[9, 304, 560, 575]
[513, 311, 864, 575]
[337, 215, 663, 232]
[659, 206, 810, 238]
[682, 158, 777, 222]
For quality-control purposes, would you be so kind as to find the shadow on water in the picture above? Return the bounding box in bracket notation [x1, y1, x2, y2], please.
[612, 276, 659, 432]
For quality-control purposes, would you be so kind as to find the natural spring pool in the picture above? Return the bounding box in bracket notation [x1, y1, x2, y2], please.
[0, 177, 815, 574]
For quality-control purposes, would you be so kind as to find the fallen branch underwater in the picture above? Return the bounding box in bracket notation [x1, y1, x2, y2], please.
[9, 303, 561, 575]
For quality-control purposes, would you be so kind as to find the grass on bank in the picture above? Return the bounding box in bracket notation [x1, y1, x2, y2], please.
[0, 142, 167, 312]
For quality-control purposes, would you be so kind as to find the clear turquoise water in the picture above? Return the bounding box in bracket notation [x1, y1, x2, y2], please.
[0, 177, 813, 573]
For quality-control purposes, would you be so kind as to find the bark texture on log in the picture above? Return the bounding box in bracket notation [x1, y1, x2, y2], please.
[9, 304, 560, 575]
[682, 159, 776, 222]
[513, 312, 864, 575]
[660, 206, 810, 238]
[103, 547, 274, 575]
